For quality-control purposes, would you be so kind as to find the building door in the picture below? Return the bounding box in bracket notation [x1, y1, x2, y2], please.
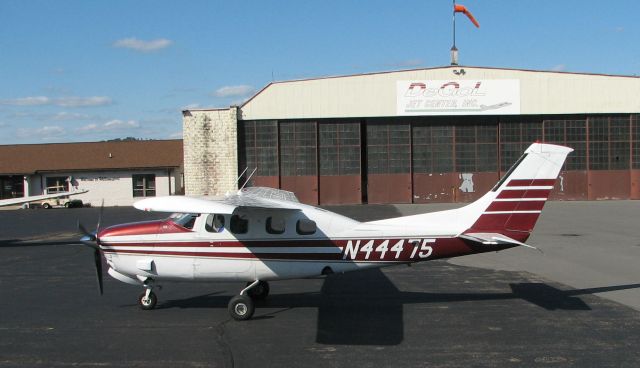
[279, 121, 319, 205]
[365, 120, 411, 204]
[318, 121, 361, 205]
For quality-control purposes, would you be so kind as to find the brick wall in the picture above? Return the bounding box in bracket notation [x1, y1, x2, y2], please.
[183, 107, 238, 196]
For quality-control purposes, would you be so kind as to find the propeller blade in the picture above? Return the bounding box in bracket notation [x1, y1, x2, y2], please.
[78, 221, 94, 239]
[94, 248, 104, 295]
[96, 199, 104, 246]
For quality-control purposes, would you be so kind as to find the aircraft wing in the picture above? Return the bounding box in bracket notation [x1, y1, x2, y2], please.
[134, 187, 303, 214]
[459, 232, 536, 249]
[0, 189, 88, 207]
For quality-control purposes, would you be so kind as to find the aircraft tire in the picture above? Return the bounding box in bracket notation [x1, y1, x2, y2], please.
[228, 295, 254, 321]
[246, 281, 269, 300]
[138, 291, 157, 310]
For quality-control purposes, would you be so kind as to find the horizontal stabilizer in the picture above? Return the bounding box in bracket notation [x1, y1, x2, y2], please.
[459, 232, 538, 250]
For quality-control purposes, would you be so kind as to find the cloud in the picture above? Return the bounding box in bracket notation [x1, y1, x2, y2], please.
[551, 64, 566, 72]
[17, 125, 66, 140]
[6, 111, 92, 121]
[55, 96, 112, 107]
[213, 85, 256, 98]
[52, 112, 91, 121]
[113, 37, 173, 52]
[0, 96, 112, 107]
[76, 119, 140, 134]
[104, 119, 139, 129]
[169, 131, 183, 139]
[0, 96, 50, 106]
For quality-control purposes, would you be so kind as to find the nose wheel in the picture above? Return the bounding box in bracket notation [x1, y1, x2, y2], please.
[138, 290, 157, 310]
[138, 279, 158, 310]
[227, 280, 270, 321]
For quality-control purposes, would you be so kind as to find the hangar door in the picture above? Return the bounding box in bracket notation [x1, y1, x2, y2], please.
[365, 120, 412, 204]
[279, 121, 319, 205]
[318, 121, 361, 205]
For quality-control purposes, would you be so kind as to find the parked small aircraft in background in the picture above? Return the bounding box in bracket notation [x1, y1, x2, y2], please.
[0, 188, 88, 208]
[80, 143, 572, 320]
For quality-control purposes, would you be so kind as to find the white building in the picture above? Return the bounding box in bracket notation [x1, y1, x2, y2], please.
[0, 140, 183, 207]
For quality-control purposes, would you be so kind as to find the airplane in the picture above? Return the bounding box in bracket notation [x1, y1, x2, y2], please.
[0, 188, 88, 208]
[79, 142, 572, 321]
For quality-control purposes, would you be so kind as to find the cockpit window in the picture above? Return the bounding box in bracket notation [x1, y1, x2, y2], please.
[169, 213, 199, 230]
[205, 214, 225, 233]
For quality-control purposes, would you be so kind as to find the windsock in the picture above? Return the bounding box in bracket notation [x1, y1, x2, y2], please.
[454, 4, 480, 28]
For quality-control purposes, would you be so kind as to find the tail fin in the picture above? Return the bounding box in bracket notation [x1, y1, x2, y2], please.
[467, 143, 572, 235]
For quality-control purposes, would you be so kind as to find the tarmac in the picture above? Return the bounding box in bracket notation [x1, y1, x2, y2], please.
[0, 201, 639, 367]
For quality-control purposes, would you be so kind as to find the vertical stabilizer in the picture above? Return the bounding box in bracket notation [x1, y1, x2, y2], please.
[468, 143, 573, 234]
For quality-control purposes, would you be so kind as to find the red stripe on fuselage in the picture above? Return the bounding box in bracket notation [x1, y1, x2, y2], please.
[100, 237, 516, 263]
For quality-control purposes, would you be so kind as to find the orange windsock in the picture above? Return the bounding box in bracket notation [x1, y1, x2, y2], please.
[454, 4, 480, 28]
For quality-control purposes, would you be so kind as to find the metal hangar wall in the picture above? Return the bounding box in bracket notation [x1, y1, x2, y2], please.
[183, 66, 640, 204]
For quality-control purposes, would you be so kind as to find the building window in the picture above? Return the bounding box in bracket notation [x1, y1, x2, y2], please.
[319, 121, 361, 176]
[499, 117, 543, 171]
[46, 176, 68, 193]
[280, 121, 317, 176]
[367, 120, 411, 174]
[132, 174, 156, 197]
[588, 116, 631, 170]
[239, 120, 279, 179]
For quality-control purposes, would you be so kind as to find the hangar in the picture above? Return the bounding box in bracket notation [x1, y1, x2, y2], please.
[183, 66, 640, 205]
[0, 140, 183, 207]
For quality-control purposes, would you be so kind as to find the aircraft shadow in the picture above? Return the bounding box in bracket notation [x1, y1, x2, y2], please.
[157, 268, 640, 346]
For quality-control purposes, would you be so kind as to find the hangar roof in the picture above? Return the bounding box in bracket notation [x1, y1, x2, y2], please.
[0, 140, 183, 175]
[232, 65, 640, 120]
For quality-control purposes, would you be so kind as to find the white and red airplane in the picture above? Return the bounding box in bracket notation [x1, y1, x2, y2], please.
[80, 143, 571, 320]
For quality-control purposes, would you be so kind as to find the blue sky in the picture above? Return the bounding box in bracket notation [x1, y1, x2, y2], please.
[1, 0, 638, 145]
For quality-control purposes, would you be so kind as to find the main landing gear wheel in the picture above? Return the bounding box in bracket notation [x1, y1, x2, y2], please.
[228, 295, 254, 321]
[246, 280, 270, 300]
[138, 291, 157, 310]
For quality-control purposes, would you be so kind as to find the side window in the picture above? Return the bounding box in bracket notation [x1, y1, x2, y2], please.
[230, 215, 248, 234]
[266, 216, 286, 235]
[205, 214, 225, 233]
[296, 219, 316, 235]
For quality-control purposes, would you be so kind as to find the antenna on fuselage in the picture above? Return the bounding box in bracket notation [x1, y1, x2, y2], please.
[239, 167, 258, 191]
[236, 167, 249, 185]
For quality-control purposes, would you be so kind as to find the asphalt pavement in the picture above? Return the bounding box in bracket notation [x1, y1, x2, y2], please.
[0, 203, 639, 367]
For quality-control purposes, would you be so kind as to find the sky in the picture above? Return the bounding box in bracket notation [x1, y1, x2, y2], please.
[1, 0, 638, 145]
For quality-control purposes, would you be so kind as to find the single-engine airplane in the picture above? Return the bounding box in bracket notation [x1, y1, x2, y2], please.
[80, 143, 572, 320]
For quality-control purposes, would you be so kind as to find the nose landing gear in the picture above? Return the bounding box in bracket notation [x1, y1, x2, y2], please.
[138, 279, 158, 310]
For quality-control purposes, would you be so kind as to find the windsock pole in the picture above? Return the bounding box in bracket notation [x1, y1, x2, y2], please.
[451, 0, 459, 65]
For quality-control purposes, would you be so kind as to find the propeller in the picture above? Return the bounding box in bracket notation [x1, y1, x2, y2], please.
[78, 200, 105, 295]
